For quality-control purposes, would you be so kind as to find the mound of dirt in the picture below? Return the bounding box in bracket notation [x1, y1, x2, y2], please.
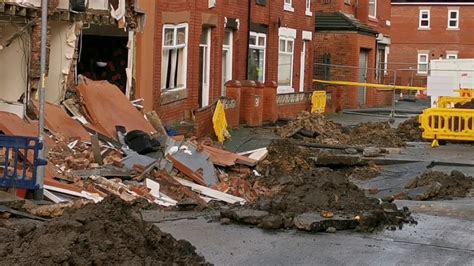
[405, 170, 474, 200]
[1, 196, 209, 265]
[348, 122, 405, 148]
[225, 140, 415, 232]
[276, 112, 405, 147]
[396, 117, 423, 142]
[276, 112, 349, 145]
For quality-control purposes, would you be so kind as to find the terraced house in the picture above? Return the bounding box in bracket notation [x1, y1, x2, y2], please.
[389, 0, 474, 87]
[313, 0, 393, 112]
[141, 0, 316, 126]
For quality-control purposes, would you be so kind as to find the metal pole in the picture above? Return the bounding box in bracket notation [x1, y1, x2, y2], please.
[34, 0, 48, 200]
[391, 70, 397, 118]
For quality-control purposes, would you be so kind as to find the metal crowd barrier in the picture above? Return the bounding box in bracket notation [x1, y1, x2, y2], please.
[0, 135, 47, 190]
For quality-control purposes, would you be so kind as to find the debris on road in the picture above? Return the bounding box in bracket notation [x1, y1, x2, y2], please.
[396, 116, 423, 142]
[276, 112, 406, 148]
[0, 196, 209, 265]
[221, 140, 415, 232]
[405, 171, 474, 200]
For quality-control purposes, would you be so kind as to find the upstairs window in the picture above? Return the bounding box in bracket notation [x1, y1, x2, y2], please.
[448, 10, 459, 29]
[369, 0, 377, 18]
[209, 0, 216, 8]
[284, 0, 294, 12]
[419, 10, 430, 29]
[306, 0, 312, 16]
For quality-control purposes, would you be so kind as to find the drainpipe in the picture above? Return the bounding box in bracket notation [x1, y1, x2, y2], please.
[246, 0, 251, 79]
[35, 0, 48, 200]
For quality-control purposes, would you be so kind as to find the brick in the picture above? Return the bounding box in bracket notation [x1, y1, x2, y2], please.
[389, 4, 474, 87]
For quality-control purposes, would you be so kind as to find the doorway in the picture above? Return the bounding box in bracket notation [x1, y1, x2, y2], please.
[77, 25, 129, 94]
[358, 49, 369, 105]
[199, 28, 211, 107]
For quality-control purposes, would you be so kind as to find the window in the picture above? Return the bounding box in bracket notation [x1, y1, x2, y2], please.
[446, 53, 458, 60]
[209, 0, 216, 8]
[278, 37, 294, 89]
[419, 10, 430, 29]
[417, 53, 429, 74]
[284, 0, 294, 12]
[222, 30, 233, 95]
[369, 0, 377, 18]
[448, 10, 459, 29]
[162, 24, 188, 91]
[305, 0, 312, 16]
[248, 32, 266, 82]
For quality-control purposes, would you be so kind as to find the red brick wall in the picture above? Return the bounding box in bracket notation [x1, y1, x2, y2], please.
[277, 102, 311, 120]
[194, 104, 215, 138]
[154, 0, 249, 125]
[262, 0, 315, 92]
[389, 4, 474, 87]
[153, 0, 316, 129]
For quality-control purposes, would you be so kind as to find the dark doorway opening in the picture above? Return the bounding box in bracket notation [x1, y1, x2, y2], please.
[78, 34, 128, 93]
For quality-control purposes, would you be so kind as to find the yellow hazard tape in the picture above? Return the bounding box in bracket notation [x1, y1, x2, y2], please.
[313, 79, 426, 92]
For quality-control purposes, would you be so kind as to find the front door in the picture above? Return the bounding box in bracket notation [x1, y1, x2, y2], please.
[358, 49, 369, 105]
[199, 28, 211, 107]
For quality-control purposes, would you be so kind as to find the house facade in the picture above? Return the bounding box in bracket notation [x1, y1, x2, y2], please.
[389, 0, 474, 87]
[314, 0, 393, 111]
[145, 0, 316, 125]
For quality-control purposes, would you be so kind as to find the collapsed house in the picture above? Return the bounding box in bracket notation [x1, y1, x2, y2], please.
[0, 0, 144, 117]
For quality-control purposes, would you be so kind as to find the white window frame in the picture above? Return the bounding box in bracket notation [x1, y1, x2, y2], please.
[447, 10, 459, 29]
[284, 0, 294, 12]
[248, 32, 267, 82]
[369, 0, 377, 19]
[161, 23, 188, 91]
[208, 0, 216, 8]
[417, 53, 429, 74]
[419, 10, 430, 29]
[446, 52, 458, 60]
[278, 37, 295, 93]
[305, 0, 312, 16]
[222, 30, 233, 96]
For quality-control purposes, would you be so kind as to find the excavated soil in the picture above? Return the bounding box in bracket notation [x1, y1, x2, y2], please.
[396, 117, 423, 142]
[276, 112, 405, 147]
[1, 196, 209, 265]
[348, 122, 405, 148]
[223, 140, 414, 232]
[405, 170, 474, 200]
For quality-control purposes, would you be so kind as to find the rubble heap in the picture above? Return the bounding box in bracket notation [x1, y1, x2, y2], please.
[396, 117, 423, 142]
[222, 140, 415, 232]
[405, 170, 474, 200]
[276, 112, 349, 145]
[1, 196, 209, 265]
[349, 122, 405, 148]
[276, 112, 406, 147]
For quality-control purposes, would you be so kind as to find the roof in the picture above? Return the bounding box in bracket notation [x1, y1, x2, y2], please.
[315, 12, 377, 35]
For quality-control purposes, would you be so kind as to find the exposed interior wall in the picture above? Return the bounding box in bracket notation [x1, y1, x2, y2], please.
[135, 0, 156, 112]
[45, 21, 76, 104]
[0, 23, 29, 102]
[88, 0, 108, 10]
